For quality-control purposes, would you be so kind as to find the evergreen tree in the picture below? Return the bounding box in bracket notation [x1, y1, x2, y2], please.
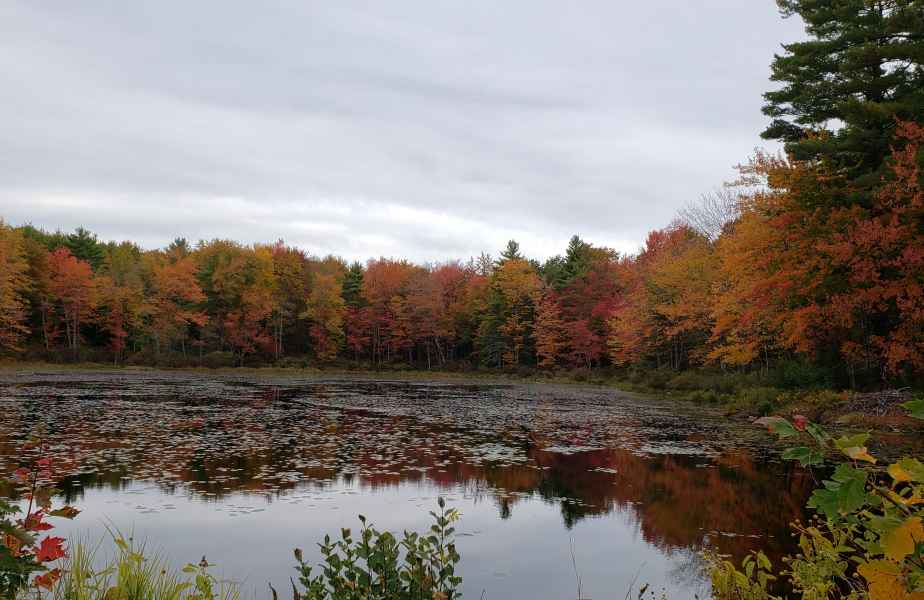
[167, 238, 191, 261]
[341, 262, 365, 308]
[21, 224, 67, 252]
[65, 227, 105, 270]
[563, 235, 593, 282]
[762, 0, 924, 192]
[495, 240, 523, 267]
[540, 255, 567, 289]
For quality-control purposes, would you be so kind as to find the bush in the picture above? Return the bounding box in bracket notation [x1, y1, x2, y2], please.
[290, 498, 462, 600]
[275, 356, 308, 369]
[665, 371, 707, 391]
[687, 389, 722, 404]
[776, 389, 849, 412]
[709, 401, 924, 600]
[515, 366, 535, 379]
[569, 368, 591, 382]
[644, 370, 672, 390]
[737, 387, 784, 413]
[200, 352, 236, 369]
[770, 360, 834, 389]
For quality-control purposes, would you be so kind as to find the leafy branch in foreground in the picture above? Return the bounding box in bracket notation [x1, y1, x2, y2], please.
[708, 399, 924, 600]
[1, 435, 80, 597]
[285, 497, 462, 600]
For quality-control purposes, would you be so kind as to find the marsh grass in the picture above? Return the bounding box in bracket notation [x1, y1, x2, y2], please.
[19, 532, 240, 600]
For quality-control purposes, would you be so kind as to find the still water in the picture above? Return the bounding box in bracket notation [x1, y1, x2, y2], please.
[0, 370, 812, 599]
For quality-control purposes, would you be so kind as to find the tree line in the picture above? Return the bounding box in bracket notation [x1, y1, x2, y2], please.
[0, 0, 922, 386]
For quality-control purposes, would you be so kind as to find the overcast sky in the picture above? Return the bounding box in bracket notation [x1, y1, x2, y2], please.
[0, 1, 804, 262]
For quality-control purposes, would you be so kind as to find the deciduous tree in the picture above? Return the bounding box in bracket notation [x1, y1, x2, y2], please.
[46, 248, 97, 357]
[303, 272, 345, 362]
[0, 223, 31, 353]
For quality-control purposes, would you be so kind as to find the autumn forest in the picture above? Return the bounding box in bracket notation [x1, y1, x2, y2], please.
[0, 115, 922, 389]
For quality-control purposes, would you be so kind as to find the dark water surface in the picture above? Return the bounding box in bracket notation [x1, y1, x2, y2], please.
[0, 370, 812, 599]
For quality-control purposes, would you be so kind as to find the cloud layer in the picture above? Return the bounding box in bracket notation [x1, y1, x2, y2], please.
[0, 1, 803, 261]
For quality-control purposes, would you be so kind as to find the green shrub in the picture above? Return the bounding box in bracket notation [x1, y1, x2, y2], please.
[776, 389, 849, 411]
[770, 360, 834, 389]
[687, 389, 722, 404]
[570, 368, 590, 382]
[665, 371, 704, 391]
[200, 352, 236, 369]
[665, 370, 750, 395]
[645, 370, 672, 390]
[290, 498, 462, 600]
[737, 387, 784, 412]
[275, 356, 308, 369]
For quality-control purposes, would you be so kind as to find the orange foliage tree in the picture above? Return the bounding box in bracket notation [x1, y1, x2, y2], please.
[46, 248, 97, 357]
[302, 272, 345, 362]
[144, 254, 207, 359]
[0, 223, 32, 353]
[491, 258, 541, 367]
[608, 226, 716, 370]
[709, 122, 924, 383]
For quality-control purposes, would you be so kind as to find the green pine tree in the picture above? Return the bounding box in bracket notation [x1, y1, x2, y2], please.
[65, 227, 105, 270]
[495, 240, 523, 267]
[341, 262, 365, 308]
[763, 0, 924, 193]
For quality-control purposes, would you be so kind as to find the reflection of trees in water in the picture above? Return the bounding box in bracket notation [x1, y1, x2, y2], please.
[1, 381, 812, 566]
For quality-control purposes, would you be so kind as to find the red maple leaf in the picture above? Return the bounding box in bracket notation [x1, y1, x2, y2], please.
[24, 511, 54, 532]
[34, 568, 61, 590]
[35, 537, 66, 562]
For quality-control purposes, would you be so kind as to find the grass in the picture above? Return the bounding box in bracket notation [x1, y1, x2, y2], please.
[18, 533, 240, 600]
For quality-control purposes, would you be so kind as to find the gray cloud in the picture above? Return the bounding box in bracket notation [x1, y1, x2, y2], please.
[0, 1, 804, 262]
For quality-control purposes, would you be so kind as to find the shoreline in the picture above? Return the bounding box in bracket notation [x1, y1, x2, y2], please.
[2, 360, 922, 436]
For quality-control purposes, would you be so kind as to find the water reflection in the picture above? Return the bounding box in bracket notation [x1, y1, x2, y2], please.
[0, 371, 812, 597]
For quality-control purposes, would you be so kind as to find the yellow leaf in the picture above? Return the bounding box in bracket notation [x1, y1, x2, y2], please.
[886, 489, 924, 507]
[883, 517, 924, 562]
[858, 560, 908, 600]
[842, 446, 876, 464]
[889, 463, 913, 483]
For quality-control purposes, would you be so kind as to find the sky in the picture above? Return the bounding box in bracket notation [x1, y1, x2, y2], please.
[0, 1, 805, 263]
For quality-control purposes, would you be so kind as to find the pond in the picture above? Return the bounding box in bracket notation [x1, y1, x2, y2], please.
[0, 370, 812, 599]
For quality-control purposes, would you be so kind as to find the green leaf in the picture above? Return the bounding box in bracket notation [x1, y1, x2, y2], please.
[804, 422, 830, 447]
[755, 416, 799, 438]
[901, 399, 924, 420]
[834, 433, 870, 450]
[782, 446, 826, 467]
[807, 464, 872, 521]
[834, 433, 876, 463]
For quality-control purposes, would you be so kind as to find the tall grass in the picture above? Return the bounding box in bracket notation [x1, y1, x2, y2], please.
[19, 533, 240, 600]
